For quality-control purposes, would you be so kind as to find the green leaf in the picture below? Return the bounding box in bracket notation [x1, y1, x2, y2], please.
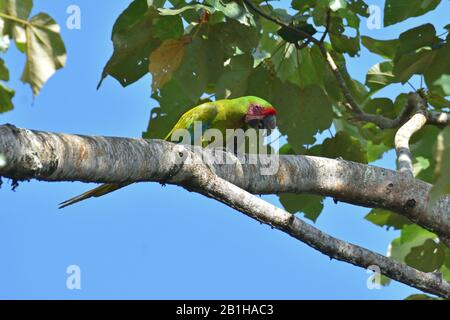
[321, 131, 368, 163]
[0, 82, 14, 113]
[153, 14, 183, 40]
[393, 47, 436, 84]
[329, 32, 360, 57]
[426, 91, 450, 109]
[392, 24, 444, 84]
[158, 4, 213, 16]
[413, 156, 430, 177]
[365, 208, 411, 230]
[383, 225, 437, 285]
[424, 42, 450, 95]
[148, 37, 189, 92]
[272, 44, 325, 89]
[21, 13, 66, 95]
[291, 0, 316, 12]
[277, 85, 333, 148]
[347, 0, 369, 17]
[365, 61, 397, 92]
[0, 58, 9, 81]
[144, 34, 222, 139]
[409, 126, 440, 183]
[429, 126, 450, 205]
[0, 0, 33, 49]
[212, 19, 260, 56]
[433, 74, 450, 96]
[204, 0, 255, 26]
[361, 36, 399, 60]
[396, 24, 440, 57]
[215, 54, 253, 99]
[329, 0, 346, 11]
[277, 23, 316, 43]
[99, 1, 163, 88]
[379, 225, 437, 286]
[405, 239, 446, 272]
[279, 193, 325, 222]
[384, 0, 441, 26]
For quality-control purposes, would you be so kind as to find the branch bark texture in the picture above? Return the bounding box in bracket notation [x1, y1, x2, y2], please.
[0, 124, 449, 240]
[1, 124, 450, 298]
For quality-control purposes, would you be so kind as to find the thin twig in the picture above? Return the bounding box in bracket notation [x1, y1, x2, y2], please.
[319, 10, 331, 43]
[243, 0, 319, 45]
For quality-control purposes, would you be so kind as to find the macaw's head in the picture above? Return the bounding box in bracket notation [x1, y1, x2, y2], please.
[243, 97, 277, 134]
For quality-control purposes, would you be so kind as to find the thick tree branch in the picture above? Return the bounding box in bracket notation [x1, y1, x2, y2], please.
[1, 124, 449, 243]
[1, 124, 449, 298]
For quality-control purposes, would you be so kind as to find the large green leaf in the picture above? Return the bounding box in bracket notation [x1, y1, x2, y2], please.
[0, 58, 9, 81]
[381, 224, 438, 285]
[98, 1, 171, 88]
[423, 42, 450, 96]
[391, 24, 442, 84]
[143, 34, 222, 139]
[279, 193, 325, 222]
[384, 0, 441, 26]
[21, 13, 66, 95]
[204, 0, 255, 26]
[405, 239, 446, 272]
[361, 36, 399, 60]
[365, 61, 397, 92]
[0, 82, 14, 113]
[365, 208, 411, 230]
[148, 37, 189, 92]
[0, 0, 33, 50]
[215, 53, 253, 99]
[429, 126, 450, 206]
[320, 131, 368, 163]
[433, 74, 450, 96]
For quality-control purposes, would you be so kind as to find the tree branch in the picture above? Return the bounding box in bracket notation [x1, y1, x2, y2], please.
[1, 124, 449, 245]
[428, 111, 450, 126]
[1, 124, 449, 298]
[395, 112, 428, 176]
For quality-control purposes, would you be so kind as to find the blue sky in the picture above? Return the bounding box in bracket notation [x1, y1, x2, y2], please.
[0, 0, 448, 299]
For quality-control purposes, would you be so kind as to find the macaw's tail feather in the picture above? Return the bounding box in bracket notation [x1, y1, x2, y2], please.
[58, 183, 131, 209]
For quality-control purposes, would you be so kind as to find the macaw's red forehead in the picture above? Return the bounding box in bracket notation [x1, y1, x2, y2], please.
[248, 103, 277, 116]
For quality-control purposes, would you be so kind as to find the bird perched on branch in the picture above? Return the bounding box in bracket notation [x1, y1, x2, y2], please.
[59, 96, 277, 208]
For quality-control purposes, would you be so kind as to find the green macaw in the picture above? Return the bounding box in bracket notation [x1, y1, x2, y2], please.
[59, 96, 277, 208]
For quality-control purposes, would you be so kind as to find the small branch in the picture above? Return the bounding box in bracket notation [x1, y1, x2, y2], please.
[0, 12, 29, 26]
[394, 112, 427, 176]
[319, 10, 331, 43]
[428, 111, 450, 126]
[319, 45, 417, 129]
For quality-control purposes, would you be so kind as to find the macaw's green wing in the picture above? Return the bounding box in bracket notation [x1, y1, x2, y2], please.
[164, 102, 218, 143]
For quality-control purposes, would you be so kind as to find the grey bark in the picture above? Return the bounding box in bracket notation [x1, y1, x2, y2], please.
[1, 124, 450, 298]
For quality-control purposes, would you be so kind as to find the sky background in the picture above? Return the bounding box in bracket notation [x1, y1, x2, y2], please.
[0, 0, 448, 299]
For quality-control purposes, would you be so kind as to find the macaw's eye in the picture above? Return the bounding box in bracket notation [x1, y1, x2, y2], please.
[258, 121, 264, 129]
